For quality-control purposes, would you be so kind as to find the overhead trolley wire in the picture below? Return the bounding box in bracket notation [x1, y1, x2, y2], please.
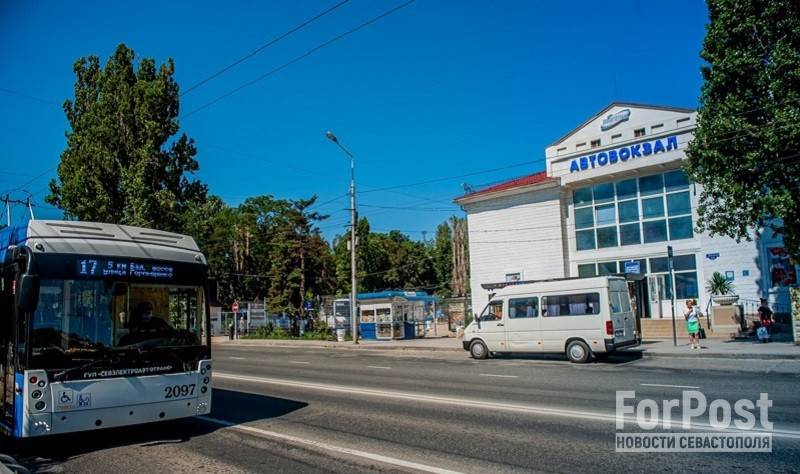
[179, 0, 417, 120]
[180, 0, 351, 96]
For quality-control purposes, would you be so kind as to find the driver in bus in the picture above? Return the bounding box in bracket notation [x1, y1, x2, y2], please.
[127, 302, 172, 336]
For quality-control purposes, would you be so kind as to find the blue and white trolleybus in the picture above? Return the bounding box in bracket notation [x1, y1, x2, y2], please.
[0, 221, 212, 437]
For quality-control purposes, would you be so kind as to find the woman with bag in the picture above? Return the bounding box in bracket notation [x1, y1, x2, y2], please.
[683, 299, 701, 349]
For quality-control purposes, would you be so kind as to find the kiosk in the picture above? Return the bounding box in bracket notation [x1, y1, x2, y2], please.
[358, 291, 436, 340]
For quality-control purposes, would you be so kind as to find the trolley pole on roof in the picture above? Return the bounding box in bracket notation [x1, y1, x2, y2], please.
[326, 131, 358, 344]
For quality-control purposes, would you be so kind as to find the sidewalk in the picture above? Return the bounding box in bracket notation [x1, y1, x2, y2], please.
[213, 332, 800, 360]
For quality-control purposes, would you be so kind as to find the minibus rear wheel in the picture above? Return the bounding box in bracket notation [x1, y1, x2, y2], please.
[469, 340, 489, 359]
[566, 340, 590, 363]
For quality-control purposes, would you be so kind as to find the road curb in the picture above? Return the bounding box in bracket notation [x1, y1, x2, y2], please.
[635, 350, 800, 361]
[214, 339, 800, 360]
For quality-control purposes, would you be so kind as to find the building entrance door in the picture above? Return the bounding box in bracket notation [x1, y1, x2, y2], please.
[647, 275, 663, 318]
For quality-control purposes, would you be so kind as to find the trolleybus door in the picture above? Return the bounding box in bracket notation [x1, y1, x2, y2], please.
[0, 271, 17, 429]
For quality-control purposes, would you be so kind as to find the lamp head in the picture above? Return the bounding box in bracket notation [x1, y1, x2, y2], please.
[325, 131, 338, 143]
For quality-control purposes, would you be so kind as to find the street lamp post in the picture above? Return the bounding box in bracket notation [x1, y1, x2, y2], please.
[326, 131, 358, 344]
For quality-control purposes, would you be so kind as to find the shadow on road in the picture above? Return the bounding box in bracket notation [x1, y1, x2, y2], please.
[489, 350, 644, 364]
[208, 388, 307, 424]
[0, 388, 307, 472]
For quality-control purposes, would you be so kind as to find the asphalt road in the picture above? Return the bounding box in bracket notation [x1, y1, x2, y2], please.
[5, 346, 800, 473]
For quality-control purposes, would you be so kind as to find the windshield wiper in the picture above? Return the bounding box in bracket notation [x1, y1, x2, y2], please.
[52, 356, 108, 382]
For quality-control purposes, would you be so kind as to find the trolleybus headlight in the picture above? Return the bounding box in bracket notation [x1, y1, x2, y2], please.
[29, 376, 38, 384]
[32, 390, 42, 399]
[35, 401, 46, 411]
[200, 369, 206, 375]
[200, 386, 207, 394]
[203, 377, 209, 384]
[38, 380, 46, 387]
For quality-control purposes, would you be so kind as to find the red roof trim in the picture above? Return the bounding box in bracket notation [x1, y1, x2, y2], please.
[454, 171, 553, 202]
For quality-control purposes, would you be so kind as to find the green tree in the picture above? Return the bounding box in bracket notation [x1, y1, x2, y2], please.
[267, 196, 334, 312]
[203, 195, 333, 311]
[46, 43, 208, 233]
[685, 0, 800, 258]
[431, 221, 453, 296]
[332, 219, 437, 294]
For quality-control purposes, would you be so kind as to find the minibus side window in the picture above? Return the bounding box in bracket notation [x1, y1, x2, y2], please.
[542, 293, 600, 316]
[509, 297, 538, 318]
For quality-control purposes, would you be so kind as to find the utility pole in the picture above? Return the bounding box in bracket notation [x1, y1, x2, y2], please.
[668, 245, 677, 346]
[326, 131, 358, 344]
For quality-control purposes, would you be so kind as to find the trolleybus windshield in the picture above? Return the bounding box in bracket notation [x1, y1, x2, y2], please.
[28, 255, 209, 381]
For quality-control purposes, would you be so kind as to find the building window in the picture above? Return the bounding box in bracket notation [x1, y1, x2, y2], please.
[572, 170, 693, 251]
[649, 254, 698, 299]
[576, 229, 596, 251]
[598, 261, 618, 275]
[590, 139, 601, 148]
[578, 264, 597, 277]
[634, 128, 646, 138]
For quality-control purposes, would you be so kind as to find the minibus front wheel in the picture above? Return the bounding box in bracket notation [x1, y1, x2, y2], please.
[469, 340, 489, 359]
[566, 340, 591, 363]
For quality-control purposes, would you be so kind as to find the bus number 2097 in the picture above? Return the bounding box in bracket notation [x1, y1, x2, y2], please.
[165, 384, 196, 398]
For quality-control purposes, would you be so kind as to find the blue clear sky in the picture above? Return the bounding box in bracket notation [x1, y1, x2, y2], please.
[0, 0, 709, 243]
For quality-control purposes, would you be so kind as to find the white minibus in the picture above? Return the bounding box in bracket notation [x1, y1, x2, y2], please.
[462, 276, 640, 362]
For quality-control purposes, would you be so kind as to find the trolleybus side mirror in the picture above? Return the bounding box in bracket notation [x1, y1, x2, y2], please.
[12, 244, 41, 312]
[16, 274, 40, 313]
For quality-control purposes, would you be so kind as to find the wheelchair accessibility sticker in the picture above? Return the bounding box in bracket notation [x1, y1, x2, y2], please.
[55, 390, 93, 411]
[56, 390, 75, 410]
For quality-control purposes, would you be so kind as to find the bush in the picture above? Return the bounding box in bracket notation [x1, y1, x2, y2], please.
[243, 318, 331, 341]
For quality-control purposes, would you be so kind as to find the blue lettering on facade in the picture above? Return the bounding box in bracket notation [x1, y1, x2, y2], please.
[666, 136, 678, 150]
[567, 135, 679, 173]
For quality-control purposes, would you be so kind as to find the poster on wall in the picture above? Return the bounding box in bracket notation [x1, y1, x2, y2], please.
[769, 247, 797, 287]
[505, 273, 522, 284]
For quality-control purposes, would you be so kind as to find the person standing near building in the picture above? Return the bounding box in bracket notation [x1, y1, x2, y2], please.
[683, 299, 701, 349]
[758, 298, 773, 342]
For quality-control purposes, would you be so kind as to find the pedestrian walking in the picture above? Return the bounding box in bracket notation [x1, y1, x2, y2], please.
[683, 299, 701, 349]
[757, 298, 773, 342]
